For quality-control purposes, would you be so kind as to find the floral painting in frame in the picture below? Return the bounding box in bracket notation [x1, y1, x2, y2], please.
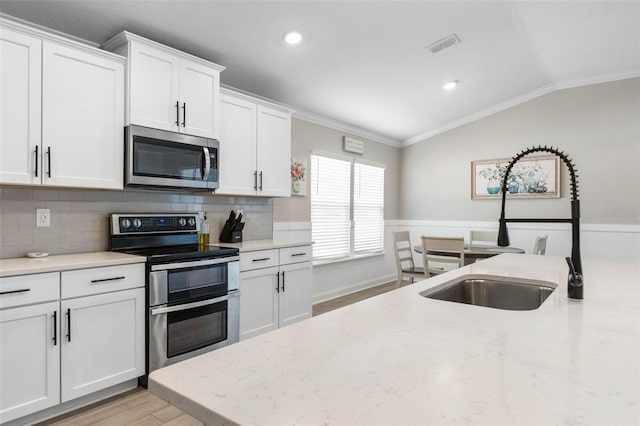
[471, 155, 560, 199]
[291, 158, 307, 196]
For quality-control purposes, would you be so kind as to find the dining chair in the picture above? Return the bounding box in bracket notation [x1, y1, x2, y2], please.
[469, 230, 498, 246]
[533, 235, 548, 255]
[392, 231, 424, 286]
[421, 236, 465, 277]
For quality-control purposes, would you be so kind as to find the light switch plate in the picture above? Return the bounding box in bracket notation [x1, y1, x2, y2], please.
[36, 208, 50, 227]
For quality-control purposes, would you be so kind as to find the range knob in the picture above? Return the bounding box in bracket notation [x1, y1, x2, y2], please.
[188, 218, 196, 226]
[120, 218, 131, 229]
[179, 218, 187, 227]
[132, 219, 142, 228]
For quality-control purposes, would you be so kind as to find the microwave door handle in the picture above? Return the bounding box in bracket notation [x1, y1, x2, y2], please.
[201, 146, 211, 181]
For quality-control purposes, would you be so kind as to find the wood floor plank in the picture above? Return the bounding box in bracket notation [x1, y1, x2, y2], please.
[90, 397, 171, 426]
[151, 405, 185, 423]
[127, 414, 164, 426]
[161, 414, 196, 426]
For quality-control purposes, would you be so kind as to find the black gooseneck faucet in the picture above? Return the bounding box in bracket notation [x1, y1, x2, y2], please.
[497, 146, 583, 299]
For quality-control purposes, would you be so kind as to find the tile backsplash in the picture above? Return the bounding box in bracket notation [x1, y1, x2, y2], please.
[0, 187, 272, 259]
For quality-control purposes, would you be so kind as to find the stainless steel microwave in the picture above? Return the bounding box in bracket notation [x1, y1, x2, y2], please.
[125, 125, 219, 191]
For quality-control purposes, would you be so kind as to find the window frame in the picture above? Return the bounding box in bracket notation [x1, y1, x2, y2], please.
[310, 151, 386, 264]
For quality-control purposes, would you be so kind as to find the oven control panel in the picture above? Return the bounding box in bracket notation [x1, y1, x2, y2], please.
[111, 214, 199, 234]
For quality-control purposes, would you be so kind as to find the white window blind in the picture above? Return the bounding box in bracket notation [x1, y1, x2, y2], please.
[311, 154, 351, 260]
[353, 162, 385, 255]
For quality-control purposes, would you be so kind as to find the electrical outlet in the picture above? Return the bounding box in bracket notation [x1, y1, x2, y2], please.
[36, 208, 50, 227]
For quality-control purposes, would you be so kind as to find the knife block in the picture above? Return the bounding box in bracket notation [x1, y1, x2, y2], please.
[219, 218, 243, 243]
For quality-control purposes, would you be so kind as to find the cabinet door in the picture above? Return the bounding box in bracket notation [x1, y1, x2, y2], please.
[129, 41, 180, 132]
[239, 267, 279, 340]
[60, 288, 144, 402]
[42, 42, 124, 189]
[179, 58, 220, 139]
[278, 262, 312, 328]
[0, 28, 41, 185]
[0, 302, 60, 422]
[256, 105, 291, 197]
[217, 93, 258, 195]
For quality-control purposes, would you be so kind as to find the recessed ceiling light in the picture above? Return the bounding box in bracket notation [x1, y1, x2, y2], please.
[443, 80, 458, 90]
[283, 31, 303, 45]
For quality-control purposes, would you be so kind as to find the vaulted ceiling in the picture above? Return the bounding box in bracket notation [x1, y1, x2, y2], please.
[2, 1, 638, 146]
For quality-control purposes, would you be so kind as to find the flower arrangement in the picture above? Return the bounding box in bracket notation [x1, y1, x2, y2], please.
[291, 160, 305, 182]
[478, 163, 507, 182]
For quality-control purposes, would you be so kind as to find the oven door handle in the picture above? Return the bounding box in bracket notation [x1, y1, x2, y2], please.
[150, 256, 240, 271]
[150, 290, 238, 316]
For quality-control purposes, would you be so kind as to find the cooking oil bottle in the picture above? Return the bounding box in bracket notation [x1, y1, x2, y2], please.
[199, 213, 210, 245]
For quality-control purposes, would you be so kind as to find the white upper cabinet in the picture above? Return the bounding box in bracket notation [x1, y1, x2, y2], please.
[0, 28, 41, 186]
[42, 42, 124, 189]
[104, 32, 224, 139]
[0, 18, 125, 190]
[218, 89, 292, 197]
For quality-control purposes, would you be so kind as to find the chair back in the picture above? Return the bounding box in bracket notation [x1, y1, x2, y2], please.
[393, 231, 416, 272]
[469, 230, 498, 246]
[533, 235, 548, 255]
[421, 236, 465, 277]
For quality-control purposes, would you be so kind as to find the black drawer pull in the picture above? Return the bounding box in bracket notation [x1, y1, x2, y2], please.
[276, 272, 280, 293]
[46, 147, 51, 178]
[66, 308, 71, 342]
[252, 258, 270, 262]
[0, 288, 31, 295]
[291, 253, 307, 257]
[52, 311, 57, 346]
[90, 276, 125, 283]
[34, 146, 39, 177]
[281, 270, 285, 292]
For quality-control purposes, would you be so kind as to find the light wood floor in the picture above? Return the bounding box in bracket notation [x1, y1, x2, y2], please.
[39, 280, 399, 425]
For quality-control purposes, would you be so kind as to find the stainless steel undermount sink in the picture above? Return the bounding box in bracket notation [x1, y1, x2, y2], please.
[420, 277, 556, 311]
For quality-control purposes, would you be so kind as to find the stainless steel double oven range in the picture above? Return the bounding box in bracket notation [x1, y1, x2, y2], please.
[109, 213, 239, 384]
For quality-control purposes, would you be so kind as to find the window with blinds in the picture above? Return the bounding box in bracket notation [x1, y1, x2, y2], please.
[354, 162, 385, 255]
[310, 154, 351, 260]
[311, 153, 386, 262]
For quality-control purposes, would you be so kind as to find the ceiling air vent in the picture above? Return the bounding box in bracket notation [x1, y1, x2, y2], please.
[426, 33, 461, 54]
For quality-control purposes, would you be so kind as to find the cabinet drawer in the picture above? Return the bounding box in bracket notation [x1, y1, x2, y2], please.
[61, 264, 145, 299]
[240, 249, 279, 272]
[279, 246, 312, 266]
[0, 272, 59, 309]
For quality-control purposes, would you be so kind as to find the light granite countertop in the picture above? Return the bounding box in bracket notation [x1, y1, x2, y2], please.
[0, 251, 146, 277]
[149, 254, 639, 426]
[215, 239, 312, 252]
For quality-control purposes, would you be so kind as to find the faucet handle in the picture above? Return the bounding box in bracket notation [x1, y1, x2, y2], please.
[565, 257, 583, 288]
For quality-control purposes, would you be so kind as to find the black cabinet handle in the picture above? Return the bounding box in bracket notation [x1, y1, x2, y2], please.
[0, 288, 30, 295]
[291, 253, 307, 257]
[252, 257, 270, 262]
[90, 276, 125, 283]
[175, 101, 180, 126]
[46, 147, 51, 178]
[34, 146, 39, 177]
[52, 311, 57, 346]
[253, 170, 258, 190]
[276, 272, 280, 293]
[259, 171, 263, 191]
[66, 308, 71, 342]
[281, 270, 285, 292]
[181, 102, 186, 127]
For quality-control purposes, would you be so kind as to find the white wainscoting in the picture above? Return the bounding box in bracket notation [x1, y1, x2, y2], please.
[274, 221, 640, 305]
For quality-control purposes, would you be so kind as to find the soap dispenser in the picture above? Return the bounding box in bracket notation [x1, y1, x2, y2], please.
[199, 213, 210, 245]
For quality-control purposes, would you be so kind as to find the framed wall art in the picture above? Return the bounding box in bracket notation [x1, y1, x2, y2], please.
[471, 155, 560, 199]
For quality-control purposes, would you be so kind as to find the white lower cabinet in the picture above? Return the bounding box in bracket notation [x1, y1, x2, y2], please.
[60, 288, 145, 402]
[239, 246, 312, 341]
[0, 263, 145, 423]
[0, 301, 60, 423]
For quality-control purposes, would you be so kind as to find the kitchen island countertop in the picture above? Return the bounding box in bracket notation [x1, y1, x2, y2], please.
[149, 254, 639, 425]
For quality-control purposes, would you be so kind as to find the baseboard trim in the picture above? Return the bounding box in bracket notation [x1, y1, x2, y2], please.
[312, 273, 397, 304]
